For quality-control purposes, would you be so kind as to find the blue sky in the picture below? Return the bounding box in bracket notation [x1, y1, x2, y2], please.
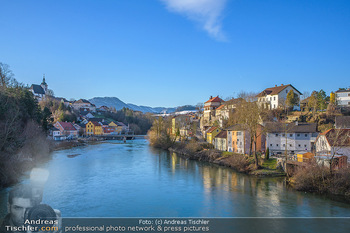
[1, 0, 349, 107]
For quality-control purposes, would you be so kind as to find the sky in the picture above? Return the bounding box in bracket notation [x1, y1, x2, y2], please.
[0, 0, 349, 108]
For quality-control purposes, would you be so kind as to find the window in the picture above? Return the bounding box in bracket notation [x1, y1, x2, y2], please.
[274, 104, 276, 108]
[237, 139, 239, 142]
[276, 144, 279, 147]
[283, 144, 285, 147]
[304, 145, 307, 147]
[275, 134, 279, 137]
[298, 144, 301, 147]
[297, 134, 300, 137]
[305, 134, 308, 137]
[270, 144, 273, 147]
[286, 90, 288, 93]
[240, 142, 242, 145]
[274, 97, 276, 101]
[348, 93, 350, 96]
[290, 134, 293, 137]
[290, 144, 292, 147]
[282, 134, 285, 137]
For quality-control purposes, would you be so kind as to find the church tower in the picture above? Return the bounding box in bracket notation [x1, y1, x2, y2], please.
[41, 74, 48, 93]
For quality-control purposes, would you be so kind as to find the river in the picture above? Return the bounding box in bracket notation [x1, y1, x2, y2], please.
[1, 139, 350, 218]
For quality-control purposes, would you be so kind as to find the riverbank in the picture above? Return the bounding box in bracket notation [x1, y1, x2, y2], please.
[169, 141, 286, 177]
[290, 163, 350, 200]
[168, 141, 350, 201]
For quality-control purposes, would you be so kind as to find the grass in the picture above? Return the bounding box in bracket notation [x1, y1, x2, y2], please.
[222, 151, 233, 157]
[262, 158, 277, 170]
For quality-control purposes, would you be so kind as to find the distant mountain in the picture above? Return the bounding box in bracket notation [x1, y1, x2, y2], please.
[175, 105, 196, 112]
[89, 97, 177, 114]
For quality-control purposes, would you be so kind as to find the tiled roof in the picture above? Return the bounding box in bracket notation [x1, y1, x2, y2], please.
[89, 118, 105, 123]
[335, 89, 350, 93]
[256, 84, 302, 97]
[30, 84, 45, 94]
[322, 129, 350, 147]
[225, 124, 246, 131]
[335, 116, 350, 129]
[89, 121, 101, 126]
[215, 130, 227, 138]
[205, 96, 224, 103]
[265, 122, 317, 133]
[216, 105, 225, 110]
[207, 126, 218, 133]
[58, 122, 77, 131]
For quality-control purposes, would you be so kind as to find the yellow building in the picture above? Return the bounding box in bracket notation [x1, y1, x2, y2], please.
[109, 121, 125, 134]
[297, 152, 314, 163]
[86, 121, 103, 135]
[206, 126, 221, 144]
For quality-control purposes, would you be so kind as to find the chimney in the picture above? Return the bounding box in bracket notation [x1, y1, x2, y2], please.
[210, 96, 212, 99]
[275, 85, 277, 87]
[295, 121, 298, 126]
[281, 84, 284, 86]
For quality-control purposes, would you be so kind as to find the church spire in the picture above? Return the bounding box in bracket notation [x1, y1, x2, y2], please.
[41, 74, 47, 85]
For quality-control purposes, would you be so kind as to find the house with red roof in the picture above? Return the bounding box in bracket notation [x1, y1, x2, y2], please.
[53, 121, 78, 139]
[256, 84, 302, 110]
[202, 96, 224, 126]
[315, 129, 350, 158]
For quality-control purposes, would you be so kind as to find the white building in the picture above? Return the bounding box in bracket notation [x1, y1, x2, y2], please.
[214, 130, 227, 151]
[335, 88, 350, 107]
[202, 96, 224, 124]
[315, 129, 350, 158]
[71, 99, 96, 112]
[29, 75, 48, 101]
[256, 84, 302, 110]
[265, 122, 318, 154]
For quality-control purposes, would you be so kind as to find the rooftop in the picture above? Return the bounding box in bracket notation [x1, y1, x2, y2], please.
[256, 84, 302, 97]
[265, 122, 317, 133]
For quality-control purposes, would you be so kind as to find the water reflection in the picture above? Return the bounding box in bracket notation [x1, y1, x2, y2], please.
[1, 140, 349, 218]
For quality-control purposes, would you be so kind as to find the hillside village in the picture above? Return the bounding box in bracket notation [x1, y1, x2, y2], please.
[28, 76, 151, 140]
[169, 84, 350, 170]
[24, 76, 350, 169]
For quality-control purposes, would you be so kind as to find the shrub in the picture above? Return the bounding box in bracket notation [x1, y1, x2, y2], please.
[226, 154, 251, 173]
[293, 163, 350, 197]
[185, 141, 203, 153]
[266, 147, 270, 160]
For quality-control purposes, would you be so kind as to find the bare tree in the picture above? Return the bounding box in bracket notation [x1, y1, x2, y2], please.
[319, 129, 350, 174]
[234, 94, 263, 168]
[196, 102, 204, 113]
[0, 62, 14, 88]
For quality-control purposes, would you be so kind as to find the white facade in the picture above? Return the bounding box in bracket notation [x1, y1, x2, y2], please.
[316, 134, 350, 157]
[214, 138, 227, 151]
[266, 132, 317, 154]
[257, 85, 301, 110]
[336, 90, 350, 106]
[227, 131, 233, 152]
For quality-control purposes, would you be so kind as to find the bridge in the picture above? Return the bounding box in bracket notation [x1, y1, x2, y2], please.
[89, 134, 147, 140]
